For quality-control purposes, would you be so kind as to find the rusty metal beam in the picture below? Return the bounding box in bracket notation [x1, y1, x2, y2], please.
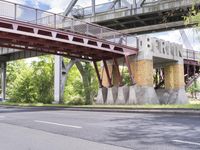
[93, 61, 103, 88]
[103, 60, 112, 87]
[0, 32, 121, 60]
[0, 17, 138, 56]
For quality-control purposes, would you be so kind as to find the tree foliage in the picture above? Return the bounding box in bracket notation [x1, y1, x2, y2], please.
[6, 56, 98, 104]
[184, 1, 200, 26]
[7, 56, 54, 103]
[64, 61, 98, 105]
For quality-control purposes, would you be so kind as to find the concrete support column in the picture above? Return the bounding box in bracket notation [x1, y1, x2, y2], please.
[158, 63, 188, 104]
[164, 63, 185, 89]
[128, 59, 159, 104]
[101, 60, 122, 104]
[164, 65, 175, 89]
[126, 35, 159, 104]
[130, 59, 154, 86]
[54, 55, 62, 103]
[1, 62, 6, 101]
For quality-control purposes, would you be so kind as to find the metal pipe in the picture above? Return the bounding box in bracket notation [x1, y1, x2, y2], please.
[92, 0, 95, 16]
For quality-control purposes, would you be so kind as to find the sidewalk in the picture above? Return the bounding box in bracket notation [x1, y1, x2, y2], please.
[0, 104, 200, 115]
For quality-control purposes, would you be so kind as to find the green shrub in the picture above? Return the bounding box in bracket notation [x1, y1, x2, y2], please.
[66, 96, 84, 105]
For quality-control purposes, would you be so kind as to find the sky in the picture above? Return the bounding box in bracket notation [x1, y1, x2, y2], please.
[5, 0, 200, 51]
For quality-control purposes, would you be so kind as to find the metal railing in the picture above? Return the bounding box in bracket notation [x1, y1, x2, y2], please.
[0, 0, 136, 47]
[183, 49, 200, 61]
[71, 0, 193, 18]
[71, 1, 128, 17]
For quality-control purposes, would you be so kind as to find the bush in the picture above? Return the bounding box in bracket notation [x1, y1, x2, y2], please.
[66, 96, 85, 105]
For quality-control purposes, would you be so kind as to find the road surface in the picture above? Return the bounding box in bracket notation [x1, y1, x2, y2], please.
[0, 106, 199, 150]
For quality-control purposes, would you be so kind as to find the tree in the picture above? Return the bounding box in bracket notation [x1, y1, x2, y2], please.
[7, 56, 54, 103]
[7, 60, 36, 103]
[76, 61, 93, 104]
[31, 56, 54, 104]
[184, 3, 200, 26]
[6, 56, 98, 105]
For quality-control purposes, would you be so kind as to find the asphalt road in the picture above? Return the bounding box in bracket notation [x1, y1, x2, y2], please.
[0, 106, 200, 150]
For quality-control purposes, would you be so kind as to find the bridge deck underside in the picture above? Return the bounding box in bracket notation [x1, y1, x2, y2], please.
[84, 1, 200, 34]
[153, 57, 177, 68]
[0, 18, 137, 61]
[96, 9, 194, 34]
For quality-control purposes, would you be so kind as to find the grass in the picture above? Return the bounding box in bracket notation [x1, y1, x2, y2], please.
[0, 99, 200, 110]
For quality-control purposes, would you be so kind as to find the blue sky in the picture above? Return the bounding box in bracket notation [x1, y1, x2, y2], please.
[7, 0, 200, 51]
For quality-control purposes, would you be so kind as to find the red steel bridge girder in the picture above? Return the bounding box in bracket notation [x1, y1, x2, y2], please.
[0, 0, 138, 88]
[0, 17, 138, 61]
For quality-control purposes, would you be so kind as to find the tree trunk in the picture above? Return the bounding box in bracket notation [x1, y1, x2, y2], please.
[76, 61, 92, 105]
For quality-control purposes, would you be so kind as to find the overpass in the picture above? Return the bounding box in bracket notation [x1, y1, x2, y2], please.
[0, 0, 137, 101]
[0, 0, 199, 105]
[68, 0, 200, 34]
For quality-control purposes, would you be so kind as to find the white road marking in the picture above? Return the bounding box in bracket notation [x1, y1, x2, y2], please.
[172, 140, 200, 146]
[34, 120, 82, 129]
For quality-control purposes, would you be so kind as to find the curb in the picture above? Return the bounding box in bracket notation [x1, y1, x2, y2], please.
[56, 107, 200, 115]
[0, 105, 200, 115]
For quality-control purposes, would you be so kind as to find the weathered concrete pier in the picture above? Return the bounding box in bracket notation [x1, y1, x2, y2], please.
[96, 35, 198, 104]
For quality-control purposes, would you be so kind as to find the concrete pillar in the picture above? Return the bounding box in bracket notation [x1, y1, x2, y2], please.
[115, 85, 129, 104]
[164, 63, 185, 90]
[96, 87, 107, 104]
[126, 35, 159, 104]
[128, 59, 159, 104]
[164, 65, 175, 89]
[106, 86, 118, 104]
[173, 64, 185, 88]
[1, 62, 6, 101]
[101, 61, 123, 104]
[158, 63, 188, 104]
[54, 55, 62, 103]
[130, 59, 154, 86]
[54, 56, 76, 104]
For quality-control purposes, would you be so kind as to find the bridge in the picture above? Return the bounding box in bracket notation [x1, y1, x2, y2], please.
[0, 0, 199, 105]
[0, 0, 137, 100]
[69, 0, 200, 34]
